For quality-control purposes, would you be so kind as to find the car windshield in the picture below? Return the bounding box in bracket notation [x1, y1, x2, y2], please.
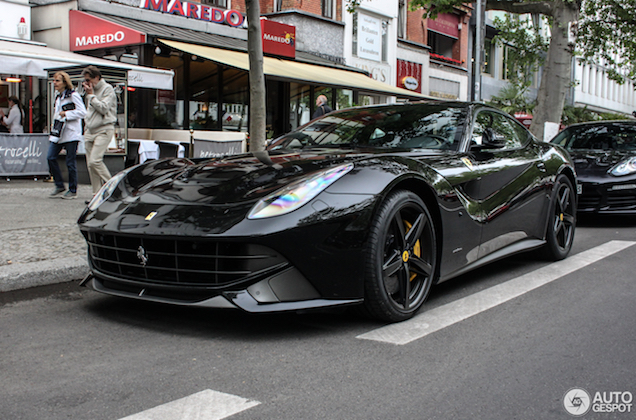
[268, 104, 468, 152]
[552, 123, 636, 152]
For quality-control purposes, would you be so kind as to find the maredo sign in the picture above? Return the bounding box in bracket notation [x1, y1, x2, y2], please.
[69, 10, 146, 51]
[261, 19, 295, 58]
[139, 0, 244, 27]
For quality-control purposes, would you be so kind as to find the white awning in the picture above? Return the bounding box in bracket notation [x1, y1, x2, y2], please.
[160, 39, 432, 99]
[0, 39, 173, 90]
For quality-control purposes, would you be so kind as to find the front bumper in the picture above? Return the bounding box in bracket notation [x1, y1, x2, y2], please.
[80, 273, 362, 313]
[578, 180, 636, 213]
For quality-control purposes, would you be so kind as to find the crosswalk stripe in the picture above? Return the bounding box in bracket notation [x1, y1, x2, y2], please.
[118, 389, 260, 420]
[357, 240, 636, 346]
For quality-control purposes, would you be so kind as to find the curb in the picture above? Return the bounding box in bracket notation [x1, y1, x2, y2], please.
[0, 256, 89, 293]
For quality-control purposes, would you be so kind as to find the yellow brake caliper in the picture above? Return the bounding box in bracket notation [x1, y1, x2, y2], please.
[404, 220, 421, 282]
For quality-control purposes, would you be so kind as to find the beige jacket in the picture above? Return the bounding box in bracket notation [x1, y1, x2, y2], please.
[84, 78, 117, 134]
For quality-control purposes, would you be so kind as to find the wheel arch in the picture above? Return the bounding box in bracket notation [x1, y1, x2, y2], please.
[559, 165, 577, 196]
[383, 176, 444, 280]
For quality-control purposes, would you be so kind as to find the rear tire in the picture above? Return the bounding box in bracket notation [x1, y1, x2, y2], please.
[363, 190, 437, 322]
[540, 174, 576, 261]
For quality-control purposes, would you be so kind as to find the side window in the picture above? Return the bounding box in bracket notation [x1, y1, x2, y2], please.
[491, 113, 523, 149]
[472, 110, 524, 149]
[471, 111, 494, 146]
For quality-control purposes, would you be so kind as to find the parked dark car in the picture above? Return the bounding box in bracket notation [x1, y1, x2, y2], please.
[78, 101, 576, 322]
[551, 120, 636, 214]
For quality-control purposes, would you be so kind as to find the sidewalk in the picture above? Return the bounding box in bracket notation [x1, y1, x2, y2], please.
[0, 177, 94, 292]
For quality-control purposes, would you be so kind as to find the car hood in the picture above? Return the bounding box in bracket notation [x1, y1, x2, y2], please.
[126, 148, 449, 205]
[569, 149, 635, 178]
[81, 148, 451, 235]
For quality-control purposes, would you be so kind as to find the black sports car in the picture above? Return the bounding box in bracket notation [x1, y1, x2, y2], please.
[78, 102, 576, 322]
[551, 120, 636, 214]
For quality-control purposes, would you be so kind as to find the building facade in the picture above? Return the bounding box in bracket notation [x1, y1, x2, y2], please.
[27, 0, 425, 140]
[0, 0, 36, 131]
[471, 10, 636, 127]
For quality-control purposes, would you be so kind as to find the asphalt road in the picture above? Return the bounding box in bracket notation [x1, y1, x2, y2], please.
[1, 215, 635, 420]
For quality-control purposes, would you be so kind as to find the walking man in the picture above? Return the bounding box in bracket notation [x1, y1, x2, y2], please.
[312, 94, 333, 119]
[82, 65, 117, 195]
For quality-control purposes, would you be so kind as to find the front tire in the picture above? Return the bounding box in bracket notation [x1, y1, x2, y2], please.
[363, 190, 437, 322]
[540, 174, 576, 260]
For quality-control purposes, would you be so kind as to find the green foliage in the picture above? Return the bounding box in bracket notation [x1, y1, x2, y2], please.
[492, 15, 549, 84]
[578, 0, 636, 84]
[487, 83, 534, 115]
[561, 105, 630, 126]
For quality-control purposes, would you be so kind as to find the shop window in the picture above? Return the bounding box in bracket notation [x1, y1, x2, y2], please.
[290, 83, 312, 131]
[202, 0, 227, 7]
[222, 67, 249, 132]
[337, 89, 354, 109]
[322, 0, 334, 19]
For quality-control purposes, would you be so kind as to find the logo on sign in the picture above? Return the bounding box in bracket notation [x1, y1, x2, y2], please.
[139, 0, 244, 27]
[263, 32, 295, 46]
[402, 76, 419, 91]
[75, 31, 125, 47]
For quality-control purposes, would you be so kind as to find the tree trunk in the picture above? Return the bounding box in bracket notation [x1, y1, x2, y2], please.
[529, 1, 579, 140]
[245, 0, 267, 152]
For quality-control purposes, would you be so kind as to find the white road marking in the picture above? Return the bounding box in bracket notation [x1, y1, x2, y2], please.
[119, 389, 260, 420]
[357, 240, 636, 346]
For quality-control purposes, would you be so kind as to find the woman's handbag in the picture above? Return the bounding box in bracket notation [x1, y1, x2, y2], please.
[50, 118, 65, 138]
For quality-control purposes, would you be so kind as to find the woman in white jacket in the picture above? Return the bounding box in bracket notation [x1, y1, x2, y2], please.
[0, 96, 24, 133]
[48, 71, 87, 199]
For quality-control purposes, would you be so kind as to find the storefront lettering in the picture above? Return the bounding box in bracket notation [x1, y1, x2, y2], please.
[75, 31, 125, 47]
[263, 33, 293, 45]
[355, 63, 388, 83]
[0, 141, 43, 159]
[139, 0, 244, 27]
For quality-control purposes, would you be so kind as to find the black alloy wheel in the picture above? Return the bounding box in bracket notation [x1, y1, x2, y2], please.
[364, 190, 437, 322]
[540, 174, 576, 261]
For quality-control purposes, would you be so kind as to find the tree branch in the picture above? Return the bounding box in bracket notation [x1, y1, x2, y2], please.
[486, 0, 554, 16]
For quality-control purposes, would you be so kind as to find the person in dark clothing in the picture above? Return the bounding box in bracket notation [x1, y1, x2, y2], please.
[312, 95, 332, 119]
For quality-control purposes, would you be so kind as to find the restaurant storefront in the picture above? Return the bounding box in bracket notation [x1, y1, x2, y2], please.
[33, 0, 428, 142]
[0, 37, 174, 177]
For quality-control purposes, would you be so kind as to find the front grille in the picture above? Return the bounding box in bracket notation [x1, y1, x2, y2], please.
[84, 231, 287, 288]
[607, 190, 636, 208]
[578, 191, 601, 210]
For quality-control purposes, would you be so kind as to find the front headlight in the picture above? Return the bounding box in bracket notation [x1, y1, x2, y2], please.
[610, 157, 636, 176]
[247, 163, 354, 219]
[87, 170, 129, 211]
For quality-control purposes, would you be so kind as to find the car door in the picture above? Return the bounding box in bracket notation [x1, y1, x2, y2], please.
[466, 108, 550, 260]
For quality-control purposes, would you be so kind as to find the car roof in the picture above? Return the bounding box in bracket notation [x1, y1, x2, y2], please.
[565, 120, 636, 129]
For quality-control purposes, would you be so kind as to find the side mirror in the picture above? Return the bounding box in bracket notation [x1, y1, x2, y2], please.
[482, 128, 506, 148]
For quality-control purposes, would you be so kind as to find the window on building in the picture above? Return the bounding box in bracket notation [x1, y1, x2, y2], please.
[428, 31, 455, 59]
[322, 0, 333, 19]
[501, 45, 514, 80]
[382, 20, 389, 62]
[202, 0, 227, 7]
[428, 31, 454, 58]
[397, 0, 407, 39]
[483, 39, 493, 75]
[352, 12, 389, 63]
[274, 0, 283, 12]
